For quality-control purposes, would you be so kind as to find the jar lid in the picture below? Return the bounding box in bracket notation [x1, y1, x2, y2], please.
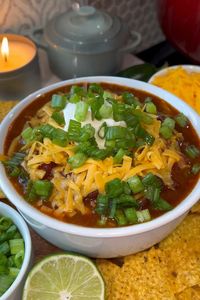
[44, 5, 128, 53]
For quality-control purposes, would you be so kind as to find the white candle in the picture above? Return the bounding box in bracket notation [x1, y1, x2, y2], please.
[0, 37, 36, 72]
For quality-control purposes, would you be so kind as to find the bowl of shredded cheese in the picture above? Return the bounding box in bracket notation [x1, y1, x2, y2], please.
[149, 65, 200, 115]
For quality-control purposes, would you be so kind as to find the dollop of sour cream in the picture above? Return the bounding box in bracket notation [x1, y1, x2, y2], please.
[63, 103, 126, 149]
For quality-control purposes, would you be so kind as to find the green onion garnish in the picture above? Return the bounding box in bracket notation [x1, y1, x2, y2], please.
[75, 101, 89, 122]
[32, 180, 53, 198]
[136, 209, 151, 222]
[192, 163, 200, 175]
[68, 152, 88, 169]
[160, 125, 173, 139]
[145, 102, 157, 114]
[99, 103, 113, 119]
[162, 117, 175, 130]
[51, 94, 67, 110]
[127, 175, 144, 194]
[185, 145, 200, 159]
[124, 207, 138, 224]
[175, 113, 188, 128]
[51, 111, 65, 126]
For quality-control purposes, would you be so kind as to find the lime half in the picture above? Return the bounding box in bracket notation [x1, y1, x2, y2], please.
[23, 253, 105, 300]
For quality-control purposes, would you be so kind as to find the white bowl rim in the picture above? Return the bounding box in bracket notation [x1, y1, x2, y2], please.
[0, 202, 32, 300]
[0, 76, 200, 238]
[148, 64, 200, 83]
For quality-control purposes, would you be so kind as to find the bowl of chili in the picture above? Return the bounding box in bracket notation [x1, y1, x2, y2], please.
[0, 76, 199, 258]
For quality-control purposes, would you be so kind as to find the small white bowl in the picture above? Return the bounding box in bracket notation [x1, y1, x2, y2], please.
[148, 64, 200, 84]
[0, 202, 32, 300]
[0, 76, 200, 258]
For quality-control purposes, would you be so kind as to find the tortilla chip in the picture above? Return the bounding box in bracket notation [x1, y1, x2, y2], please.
[158, 243, 200, 294]
[176, 285, 200, 300]
[111, 248, 176, 300]
[0, 101, 18, 122]
[96, 259, 121, 299]
[159, 214, 200, 250]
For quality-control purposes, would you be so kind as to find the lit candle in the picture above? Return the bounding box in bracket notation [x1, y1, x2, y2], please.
[0, 33, 41, 100]
[0, 36, 36, 72]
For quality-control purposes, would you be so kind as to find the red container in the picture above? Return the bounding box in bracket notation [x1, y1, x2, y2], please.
[157, 0, 200, 64]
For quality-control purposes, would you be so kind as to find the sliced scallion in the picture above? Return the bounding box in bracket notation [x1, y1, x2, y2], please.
[185, 145, 200, 159]
[68, 152, 88, 169]
[175, 113, 188, 128]
[74, 101, 89, 122]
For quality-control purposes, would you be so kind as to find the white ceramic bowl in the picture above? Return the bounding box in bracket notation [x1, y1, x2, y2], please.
[0, 202, 32, 300]
[0, 76, 200, 258]
[148, 64, 200, 84]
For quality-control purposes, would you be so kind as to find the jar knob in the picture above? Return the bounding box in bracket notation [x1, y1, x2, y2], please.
[76, 6, 96, 17]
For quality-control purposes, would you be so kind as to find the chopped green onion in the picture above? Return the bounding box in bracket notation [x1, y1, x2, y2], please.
[98, 122, 107, 139]
[145, 102, 157, 114]
[9, 239, 24, 255]
[88, 96, 104, 120]
[105, 178, 124, 198]
[0, 275, 14, 296]
[117, 194, 139, 208]
[133, 109, 153, 124]
[79, 124, 95, 142]
[105, 140, 116, 148]
[114, 209, 127, 226]
[127, 175, 144, 194]
[0, 254, 7, 266]
[175, 113, 188, 128]
[99, 103, 112, 119]
[103, 91, 113, 100]
[74, 101, 89, 122]
[160, 125, 173, 139]
[112, 102, 126, 121]
[32, 180, 53, 198]
[185, 145, 200, 159]
[52, 128, 68, 147]
[113, 148, 126, 164]
[88, 83, 103, 95]
[14, 250, 24, 268]
[142, 173, 162, 189]
[106, 126, 132, 140]
[153, 198, 173, 211]
[68, 152, 88, 169]
[9, 267, 20, 278]
[122, 92, 141, 107]
[0, 242, 9, 255]
[51, 111, 65, 126]
[21, 127, 34, 144]
[192, 163, 200, 175]
[122, 181, 132, 195]
[109, 199, 117, 218]
[51, 94, 67, 110]
[162, 117, 175, 130]
[136, 209, 151, 223]
[68, 119, 81, 142]
[0, 217, 12, 231]
[95, 195, 109, 215]
[124, 207, 138, 224]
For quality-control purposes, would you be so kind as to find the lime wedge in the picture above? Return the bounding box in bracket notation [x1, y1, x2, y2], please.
[23, 253, 105, 300]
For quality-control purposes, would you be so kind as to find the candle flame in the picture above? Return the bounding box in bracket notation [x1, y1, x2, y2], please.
[1, 37, 9, 62]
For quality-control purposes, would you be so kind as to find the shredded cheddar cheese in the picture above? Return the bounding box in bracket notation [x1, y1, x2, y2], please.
[151, 66, 200, 114]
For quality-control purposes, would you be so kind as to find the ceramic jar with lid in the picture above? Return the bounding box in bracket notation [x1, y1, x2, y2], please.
[31, 5, 141, 79]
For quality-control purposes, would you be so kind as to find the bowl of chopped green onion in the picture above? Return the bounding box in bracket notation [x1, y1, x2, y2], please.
[0, 202, 32, 300]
